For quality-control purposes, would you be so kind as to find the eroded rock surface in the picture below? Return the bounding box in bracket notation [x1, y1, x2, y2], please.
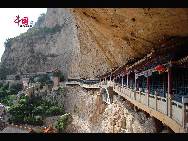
[64, 86, 157, 133]
[2, 8, 188, 79]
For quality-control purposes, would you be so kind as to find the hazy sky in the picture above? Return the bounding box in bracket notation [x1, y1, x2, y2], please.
[0, 8, 47, 61]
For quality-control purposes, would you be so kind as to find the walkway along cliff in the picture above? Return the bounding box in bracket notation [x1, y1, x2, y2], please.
[96, 37, 188, 133]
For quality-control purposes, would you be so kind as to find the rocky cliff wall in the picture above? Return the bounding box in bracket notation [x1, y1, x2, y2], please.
[1, 8, 188, 79]
[63, 86, 157, 133]
[1, 8, 80, 79]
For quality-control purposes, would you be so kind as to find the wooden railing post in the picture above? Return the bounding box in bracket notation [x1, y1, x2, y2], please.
[147, 93, 149, 106]
[113, 79, 115, 89]
[147, 76, 150, 106]
[127, 72, 129, 88]
[105, 77, 107, 85]
[134, 72, 137, 100]
[182, 103, 185, 128]
[129, 88, 131, 98]
[134, 91, 136, 100]
[182, 96, 188, 130]
[135, 72, 137, 91]
[122, 75, 124, 88]
[155, 91, 157, 111]
[167, 65, 172, 118]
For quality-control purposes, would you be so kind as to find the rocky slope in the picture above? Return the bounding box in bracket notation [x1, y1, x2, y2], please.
[63, 86, 157, 133]
[1, 8, 188, 79]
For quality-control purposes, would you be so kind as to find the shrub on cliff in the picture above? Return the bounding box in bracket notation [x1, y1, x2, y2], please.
[23, 115, 43, 125]
[45, 106, 64, 116]
[9, 83, 23, 95]
[55, 113, 71, 133]
[0, 95, 17, 106]
[0, 66, 9, 80]
[8, 95, 65, 126]
[4, 38, 14, 48]
[58, 87, 64, 94]
[0, 84, 10, 98]
[34, 74, 52, 86]
[4, 24, 62, 50]
[0, 83, 22, 106]
[59, 73, 64, 82]
[19, 24, 62, 40]
[34, 13, 45, 28]
[53, 70, 64, 82]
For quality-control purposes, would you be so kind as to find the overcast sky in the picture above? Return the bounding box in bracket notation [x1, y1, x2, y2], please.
[0, 8, 47, 62]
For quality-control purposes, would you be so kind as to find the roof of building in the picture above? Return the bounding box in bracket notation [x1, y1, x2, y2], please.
[0, 126, 32, 133]
[173, 56, 188, 67]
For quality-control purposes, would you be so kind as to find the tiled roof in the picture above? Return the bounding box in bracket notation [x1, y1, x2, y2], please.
[0, 125, 32, 133]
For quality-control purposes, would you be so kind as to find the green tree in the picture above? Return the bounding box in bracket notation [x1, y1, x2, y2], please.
[8, 95, 65, 126]
[45, 106, 64, 116]
[55, 113, 71, 133]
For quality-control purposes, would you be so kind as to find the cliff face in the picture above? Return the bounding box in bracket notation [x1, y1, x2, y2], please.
[1, 8, 188, 79]
[1, 8, 79, 79]
[63, 86, 157, 133]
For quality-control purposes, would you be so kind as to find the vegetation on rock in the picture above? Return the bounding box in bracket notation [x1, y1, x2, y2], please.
[55, 113, 71, 133]
[33, 74, 53, 86]
[0, 65, 12, 80]
[58, 87, 64, 94]
[8, 95, 64, 126]
[53, 70, 64, 82]
[34, 13, 45, 28]
[4, 24, 62, 49]
[4, 38, 13, 48]
[0, 83, 22, 106]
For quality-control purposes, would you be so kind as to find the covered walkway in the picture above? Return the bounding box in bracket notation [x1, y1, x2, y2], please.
[97, 37, 188, 133]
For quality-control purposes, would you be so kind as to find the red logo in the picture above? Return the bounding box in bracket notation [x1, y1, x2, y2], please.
[14, 15, 33, 27]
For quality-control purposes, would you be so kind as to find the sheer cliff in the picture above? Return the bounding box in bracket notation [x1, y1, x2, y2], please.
[1, 8, 188, 79]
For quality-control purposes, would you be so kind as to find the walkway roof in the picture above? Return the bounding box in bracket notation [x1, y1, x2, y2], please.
[97, 36, 188, 78]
